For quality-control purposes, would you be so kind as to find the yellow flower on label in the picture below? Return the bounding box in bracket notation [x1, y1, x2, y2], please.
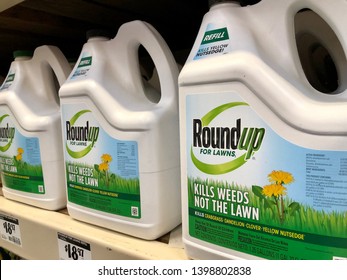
[17, 148, 24, 155]
[268, 170, 294, 185]
[99, 162, 109, 172]
[15, 154, 22, 161]
[101, 153, 112, 163]
[262, 184, 287, 198]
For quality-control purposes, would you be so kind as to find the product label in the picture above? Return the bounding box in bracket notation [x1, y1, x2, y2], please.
[0, 71, 15, 91]
[0, 112, 45, 194]
[194, 25, 230, 60]
[186, 93, 347, 259]
[62, 104, 141, 218]
[70, 53, 92, 79]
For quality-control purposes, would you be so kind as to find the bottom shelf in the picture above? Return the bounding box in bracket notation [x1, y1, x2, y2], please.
[0, 192, 187, 260]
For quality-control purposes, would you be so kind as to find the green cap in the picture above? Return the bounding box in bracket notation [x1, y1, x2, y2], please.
[13, 50, 33, 59]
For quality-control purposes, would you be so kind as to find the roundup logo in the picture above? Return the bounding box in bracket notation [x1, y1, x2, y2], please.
[66, 110, 99, 158]
[191, 102, 265, 175]
[0, 114, 15, 152]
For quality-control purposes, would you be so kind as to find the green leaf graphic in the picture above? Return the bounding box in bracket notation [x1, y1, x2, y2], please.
[70, 110, 91, 125]
[252, 185, 265, 199]
[288, 202, 300, 216]
[191, 146, 247, 175]
[66, 143, 93, 159]
[201, 102, 248, 126]
[0, 114, 9, 122]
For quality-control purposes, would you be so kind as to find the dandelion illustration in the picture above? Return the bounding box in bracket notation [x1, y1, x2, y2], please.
[17, 148, 24, 155]
[101, 153, 112, 164]
[261, 170, 295, 223]
[98, 154, 112, 186]
[262, 184, 287, 198]
[14, 147, 24, 167]
[268, 170, 294, 185]
[98, 162, 109, 172]
[15, 154, 22, 161]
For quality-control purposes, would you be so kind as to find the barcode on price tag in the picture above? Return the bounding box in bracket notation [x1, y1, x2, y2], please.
[57, 232, 92, 260]
[0, 213, 22, 247]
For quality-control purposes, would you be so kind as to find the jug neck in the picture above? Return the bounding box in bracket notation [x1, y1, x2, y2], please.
[209, 0, 240, 9]
[87, 37, 110, 42]
[86, 29, 111, 42]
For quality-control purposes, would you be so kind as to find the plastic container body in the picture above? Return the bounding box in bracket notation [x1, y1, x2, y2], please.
[0, 46, 71, 210]
[59, 21, 181, 240]
[179, 0, 347, 259]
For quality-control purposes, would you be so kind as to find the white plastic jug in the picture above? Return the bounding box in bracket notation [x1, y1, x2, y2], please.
[59, 21, 180, 240]
[0, 46, 71, 210]
[179, 0, 347, 259]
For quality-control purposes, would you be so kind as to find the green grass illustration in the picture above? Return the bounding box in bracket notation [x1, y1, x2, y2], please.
[18, 163, 43, 176]
[66, 162, 139, 194]
[0, 155, 43, 176]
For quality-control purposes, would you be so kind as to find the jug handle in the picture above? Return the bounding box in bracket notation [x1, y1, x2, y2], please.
[114, 20, 179, 106]
[32, 45, 71, 86]
[249, 0, 347, 89]
[254, 0, 347, 48]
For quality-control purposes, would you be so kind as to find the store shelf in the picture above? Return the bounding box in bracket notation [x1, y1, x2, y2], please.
[0, 0, 194, 261]
[0, 190, 187, 260]
[0, 0, 23, 12]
